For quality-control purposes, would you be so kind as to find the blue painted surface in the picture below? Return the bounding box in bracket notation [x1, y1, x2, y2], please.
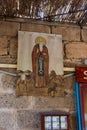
[78, 84, 83, 130]
[75, 82, 82, 130]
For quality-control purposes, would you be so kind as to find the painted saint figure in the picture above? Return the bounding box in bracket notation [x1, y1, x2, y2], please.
[32, 36, 49, 87]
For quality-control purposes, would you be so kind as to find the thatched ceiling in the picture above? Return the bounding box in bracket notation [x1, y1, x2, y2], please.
[0, 0, 87, 27]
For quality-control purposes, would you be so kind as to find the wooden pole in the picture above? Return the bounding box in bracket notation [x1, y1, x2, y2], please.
[0, 64, 17, 68]
[0, 63, 75, 72]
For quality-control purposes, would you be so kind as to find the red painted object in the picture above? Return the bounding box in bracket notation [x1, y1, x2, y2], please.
[80, 84, 87, 130]
[76, 67, 87, 83]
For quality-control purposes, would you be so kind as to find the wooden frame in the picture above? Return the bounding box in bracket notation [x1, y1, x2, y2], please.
[41, 112, 70, 130]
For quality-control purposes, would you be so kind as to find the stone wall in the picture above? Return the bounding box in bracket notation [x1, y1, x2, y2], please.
[0, 20, 87, 130]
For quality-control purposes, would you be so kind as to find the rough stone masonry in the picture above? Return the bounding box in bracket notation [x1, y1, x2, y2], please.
[0, 20, 87, 130]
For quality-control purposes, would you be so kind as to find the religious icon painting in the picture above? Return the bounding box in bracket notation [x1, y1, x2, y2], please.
[16, 31, 63, 96]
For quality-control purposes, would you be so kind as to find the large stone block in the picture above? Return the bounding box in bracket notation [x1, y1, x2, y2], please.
[30, 96, 74, 111]
[9, 37, 18, 56]
[0, 128, 7, 130]
[0, 94, 34, 109]
[0, 109, 16, 130]
[0, 94, 16, 108]
[17, 110, 41, 129]
[0, 56, 17, 64]
[65, 42, 87, 59]
[21, 23, 50, 33]
[0, 36, 8, 55]
[64, 59, 82, 67]
[0, 73, 16, 94]
[15, 96, 35, 109]
[52, 25, 80, 41]
[0, 21, 20, 36]
[0, 94, 31, 109]
[81, 28, 87, 42]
